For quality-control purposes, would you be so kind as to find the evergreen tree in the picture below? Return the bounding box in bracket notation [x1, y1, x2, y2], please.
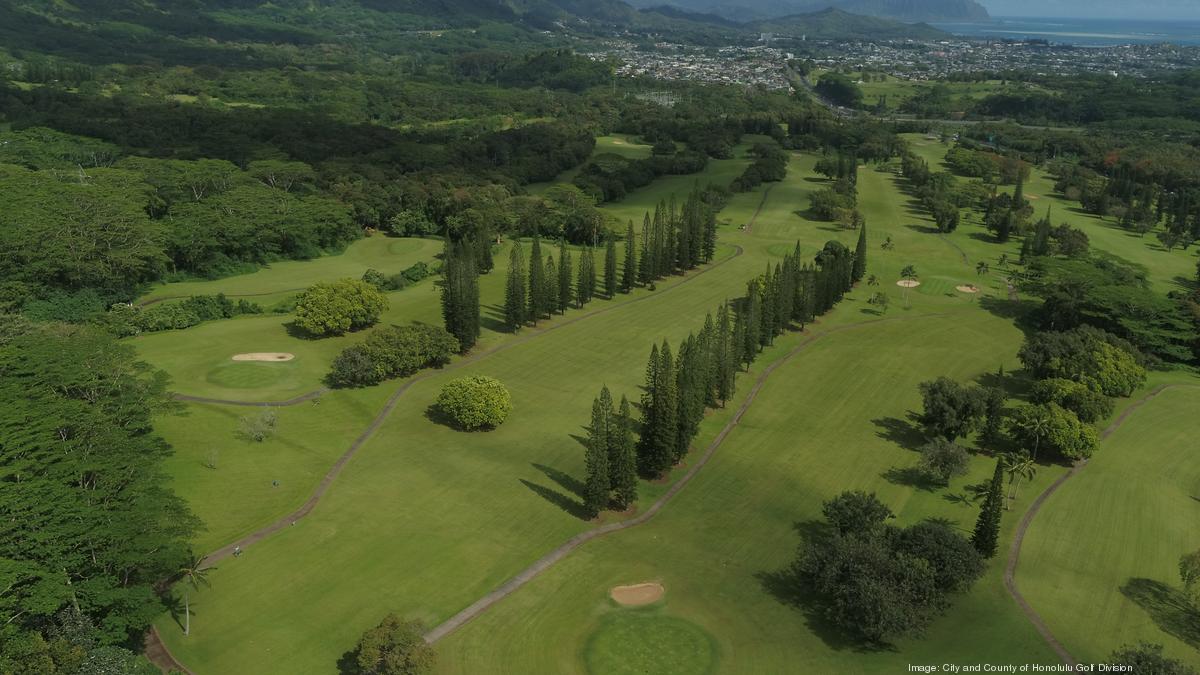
[971, 458, 1005, 557]
[715, 301, 736, 404]
[639, 212, 654, 284]
[637, 343, 660, 474]
[504, 241, 527, 331]
[557, 241, 573, 314]
[1030, 208, 1052, 257]
[702, 203, 717, 263]
[622, 220, 638, 293]
[544, 254, 558, 316]
[611, 395, 638, 509]
[638, 342, 678, 478]
[577, 245, 595, 307]
[760, 265, 777, 347]
[699, 313, 718, 407]
[475, 229, 495, 275]
[604, 232, 618, 298]
[674, 335, 706, 462]
[853, 221, 868, 283]
[655, 341, 679, 472]
[743, 282, 763, 361]
[527, 236, 545, 324]
[584, 396, 612, 518]
[440, 238, 480, 350]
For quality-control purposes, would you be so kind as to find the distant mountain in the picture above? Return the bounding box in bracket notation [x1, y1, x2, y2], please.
[0, 0, 953, 67]
[760, 8, 949, 39]
[628, 0, 989, 22]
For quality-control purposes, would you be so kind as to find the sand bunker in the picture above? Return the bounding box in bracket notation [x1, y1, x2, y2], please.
[231, 353, 295, 362]
[610, 582, 665, 606]
[896, 279, 921, 288]
[956, 285, 980, 294]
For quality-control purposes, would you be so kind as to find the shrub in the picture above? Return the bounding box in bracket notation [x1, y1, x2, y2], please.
[294, 279, 387, 336]
[240, 408, 278, 442]
[327, 323, 459, 388]
[435, 375, 511, 430]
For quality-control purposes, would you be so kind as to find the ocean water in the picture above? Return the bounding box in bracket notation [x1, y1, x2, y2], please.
[931, 17, 1200, 46]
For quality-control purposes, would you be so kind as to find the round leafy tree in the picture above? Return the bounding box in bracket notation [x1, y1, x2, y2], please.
[436, 376, 511, 431]
[294, 278, 387, 336]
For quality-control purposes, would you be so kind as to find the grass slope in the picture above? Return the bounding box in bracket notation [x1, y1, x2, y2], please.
[138, 235, 441, 306]
[150, 137, 1196, 673]
[1017, 380, 1200, 668]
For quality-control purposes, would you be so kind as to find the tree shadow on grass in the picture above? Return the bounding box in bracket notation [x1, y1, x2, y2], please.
[871, 416, 925, 451]
[520, 479, 590, 520]
[882, 466, 941, 493]
[978, 295, 1038, 325]
[1120, 578, 1200, 649]
[532, 462, 585, 499]
[480, 303, 509, 333]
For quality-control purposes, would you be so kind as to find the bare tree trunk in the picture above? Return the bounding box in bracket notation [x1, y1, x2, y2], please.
[184, 592, 190, 636]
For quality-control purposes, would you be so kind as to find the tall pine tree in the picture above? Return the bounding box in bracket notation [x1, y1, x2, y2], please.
[527, 236, 545, 324]
[440, 238, 480, 351]
[639, 212, 654, 285]
[853, 221, 868, 283]
[543, 254, 558, 316]
[557, 242, 573, 313]
[611, 395, 638, 509]
[584, 394, 612, 518]
[972, 458, 1005, 557]
[604, 232, 618, 299]
[577, 245, 595, 307]
[504, 241, 527, 331]
[622, 220, 638, 293]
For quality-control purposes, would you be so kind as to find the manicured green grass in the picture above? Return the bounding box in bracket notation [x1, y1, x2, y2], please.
[529, 134, 655, 193]
[159, 389, 390, 551]
[434, 309, 1063, 674]
[150, 139, 1195, 674]
[138, 235, 441, 304]
[584, 612, 717, 675]
[902, 134, 1199, 293]
[1017, 379, 1200, 668]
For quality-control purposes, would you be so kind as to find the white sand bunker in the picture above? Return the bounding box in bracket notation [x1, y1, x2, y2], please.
[956, 285, 980, 294]
[896, 279, 921, 288]
[231, 353, 295, 362]
[610, 582, 665, 606]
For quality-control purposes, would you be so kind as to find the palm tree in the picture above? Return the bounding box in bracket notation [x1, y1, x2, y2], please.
[976, 261, 989, 276]
[881, 235, 895, 253]
[1002, 453, 1037, 510]
[1019, 412, 1052, 462]
[867, 274, 880, 287]
[900, 265, 918, 307]
[179, 555, 214, 637]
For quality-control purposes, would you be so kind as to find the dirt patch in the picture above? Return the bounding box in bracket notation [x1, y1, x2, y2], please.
[232, 353, 295, 362]
[896, 279, 921, 288]
[956, 285, 980, 294]
[1026, 194, 1041, 200]
[610, 582, 665, 606]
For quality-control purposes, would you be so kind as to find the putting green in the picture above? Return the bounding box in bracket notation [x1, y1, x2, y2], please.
[584, 612, 716, 675]
[205, 360, 297, 390]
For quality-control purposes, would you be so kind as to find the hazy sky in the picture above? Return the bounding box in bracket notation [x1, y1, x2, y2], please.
[982, 0, 1200, 19]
